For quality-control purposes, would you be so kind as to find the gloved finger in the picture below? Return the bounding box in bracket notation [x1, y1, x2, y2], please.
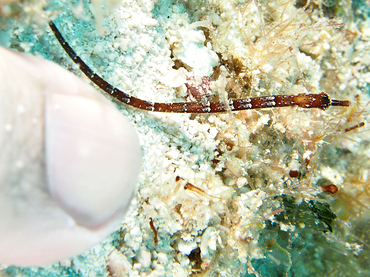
[0, 47, 141, 266]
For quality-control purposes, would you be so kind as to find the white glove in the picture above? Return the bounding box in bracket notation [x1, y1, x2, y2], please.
[0, 47, 141, 266]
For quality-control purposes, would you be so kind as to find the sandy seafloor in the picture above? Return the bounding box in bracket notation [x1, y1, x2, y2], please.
[1, 0, 370, 276]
